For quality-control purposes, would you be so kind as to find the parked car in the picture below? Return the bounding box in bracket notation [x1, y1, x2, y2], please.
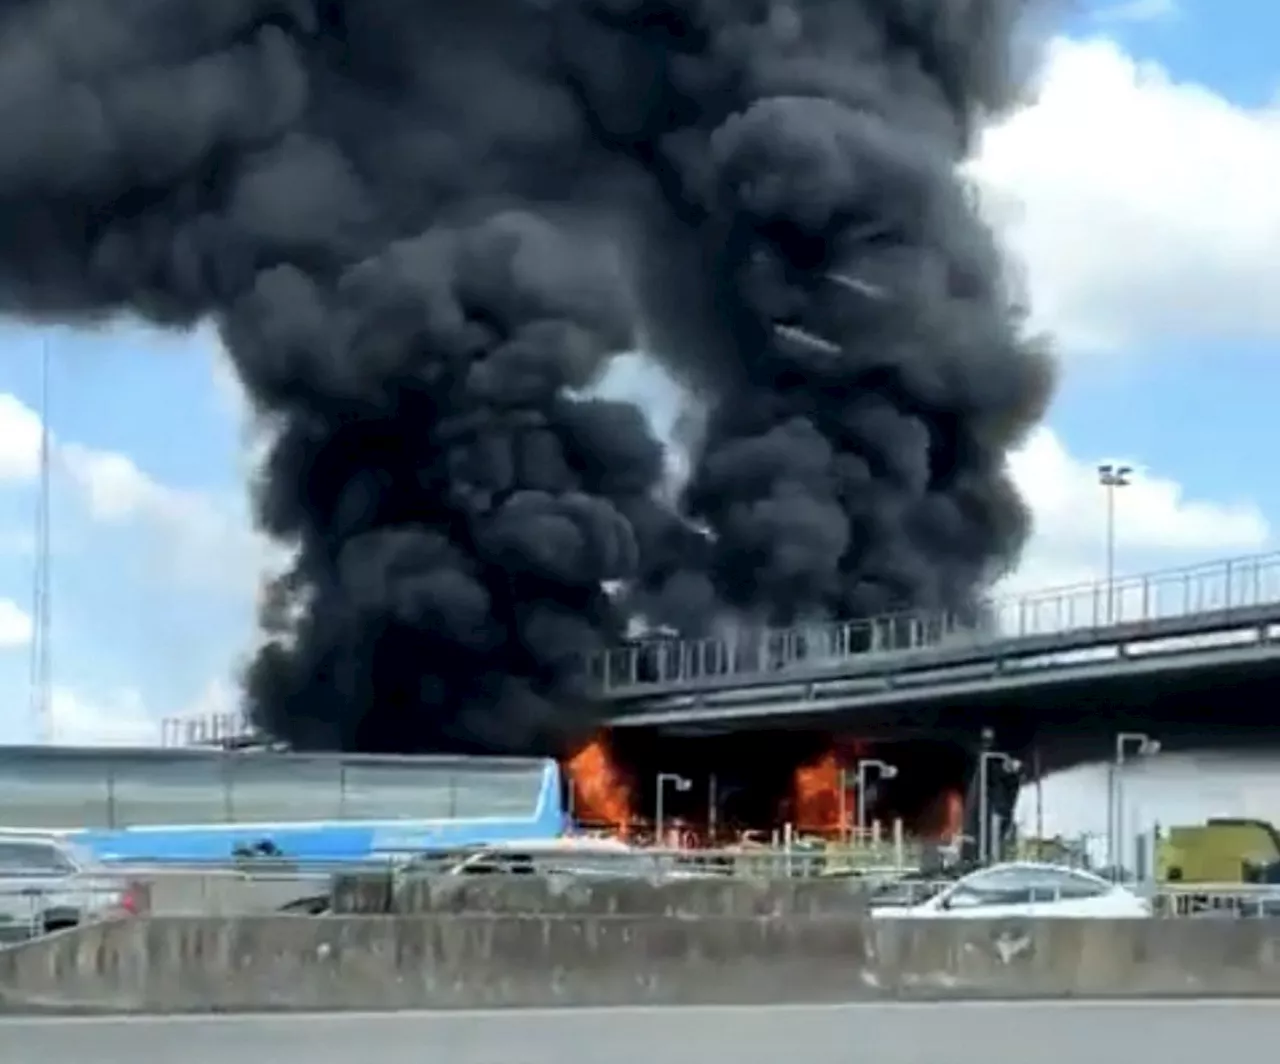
[0, 832, 142, 941]
[870, 861, 1152, 919]
[441, 838, 676, 878]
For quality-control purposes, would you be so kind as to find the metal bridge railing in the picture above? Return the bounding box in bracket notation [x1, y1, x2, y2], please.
[586, 550, 1280, 697]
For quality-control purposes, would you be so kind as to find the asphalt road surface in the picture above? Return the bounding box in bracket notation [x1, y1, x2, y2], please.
[6, 1000, 1280, 1063]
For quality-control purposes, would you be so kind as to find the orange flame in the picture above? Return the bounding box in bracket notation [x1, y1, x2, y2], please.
[917, 787, 965, 840]
[942, 788, 964, 840]
[565, 737, 633, 836]
[792, 750, 850, 835]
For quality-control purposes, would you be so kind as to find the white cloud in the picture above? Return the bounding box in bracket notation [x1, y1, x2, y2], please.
[35, 676, 244, 748]
[1001, 426, 1270, 595]
[969, 35, 1280, 352]
[0, 388, 274, 597]
[209, 339, 250, 419]
[60, 440, 271, 594]
[0, 599, 33, 648]
[205, 340, 280, 479]
[45, 686, 159, 747]
[0, 392, 42, 480]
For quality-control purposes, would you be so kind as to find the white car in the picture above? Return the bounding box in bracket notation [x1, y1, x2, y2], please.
[870, 861, 1152, 919]
[439, 838, 724, 880]
[443, 837, 640, 876]
[0, 832, 142, 940]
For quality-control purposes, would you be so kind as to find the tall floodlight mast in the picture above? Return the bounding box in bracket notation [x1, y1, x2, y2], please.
[28, 336, 52, 744]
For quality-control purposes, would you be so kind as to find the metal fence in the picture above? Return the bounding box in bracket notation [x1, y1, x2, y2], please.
[96, 842, 919, 882]
[588, 550, 1280, 695]
[1153, 884, 1280, 919]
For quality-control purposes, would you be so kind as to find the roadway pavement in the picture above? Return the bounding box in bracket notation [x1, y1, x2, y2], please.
[6, 1000, 1280, 1063]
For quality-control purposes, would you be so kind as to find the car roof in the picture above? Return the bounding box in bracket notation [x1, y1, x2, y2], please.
[0, 831, 70, 846]
[968, 861, 1109, 883]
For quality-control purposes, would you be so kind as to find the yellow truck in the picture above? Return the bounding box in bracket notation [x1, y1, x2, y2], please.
[1156, 818, 1280, 884]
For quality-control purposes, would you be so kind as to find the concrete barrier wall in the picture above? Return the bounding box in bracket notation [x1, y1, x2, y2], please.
[136, 871, 873, 919]
[141, 874, 328, 916]
[5, 915, 1280, 1012]
[349, 874, 875, 917]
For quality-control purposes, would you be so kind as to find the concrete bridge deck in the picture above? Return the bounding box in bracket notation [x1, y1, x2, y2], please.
[593, 551, 1280, 706]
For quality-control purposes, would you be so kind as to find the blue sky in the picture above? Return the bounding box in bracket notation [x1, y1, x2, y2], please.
[0, 0, 1276, 749]
[1033, 0, 1280, 514]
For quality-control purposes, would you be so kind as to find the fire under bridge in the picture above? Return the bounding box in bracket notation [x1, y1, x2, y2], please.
[586, 552, 1280, 842]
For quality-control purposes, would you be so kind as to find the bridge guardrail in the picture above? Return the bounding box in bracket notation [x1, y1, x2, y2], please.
[588, 551, 1280, 696]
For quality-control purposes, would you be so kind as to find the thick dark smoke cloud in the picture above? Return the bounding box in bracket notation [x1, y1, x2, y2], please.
[0, 0, 1053, 754]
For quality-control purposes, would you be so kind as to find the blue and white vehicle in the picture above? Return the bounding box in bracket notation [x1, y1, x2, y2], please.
[0, 745, 567, 864]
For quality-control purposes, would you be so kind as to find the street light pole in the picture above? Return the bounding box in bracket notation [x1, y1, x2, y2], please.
[978, 751, 1022, 865]
[1109, 732, 1161, 873]
[1097, 463, 1132, 625]
[854, 758, 899, 837]
[655, 772, 692, 846]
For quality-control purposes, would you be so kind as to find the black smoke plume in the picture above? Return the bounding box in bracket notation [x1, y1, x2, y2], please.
[0, 0, 1054, 754]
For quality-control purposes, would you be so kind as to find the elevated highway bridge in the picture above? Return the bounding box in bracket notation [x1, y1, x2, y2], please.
[583, 551, 1280, 850]
[586, 551, 1280, 770]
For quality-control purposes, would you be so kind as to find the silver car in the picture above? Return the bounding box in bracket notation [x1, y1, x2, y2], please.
[0, 833, 142, 941]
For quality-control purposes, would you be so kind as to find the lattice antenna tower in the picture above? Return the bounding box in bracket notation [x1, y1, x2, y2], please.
[28, 336, 52, 743]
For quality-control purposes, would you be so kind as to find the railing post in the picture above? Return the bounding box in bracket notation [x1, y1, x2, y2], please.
[1224, 560, 1234, 612]
[221, 758, 233, 822]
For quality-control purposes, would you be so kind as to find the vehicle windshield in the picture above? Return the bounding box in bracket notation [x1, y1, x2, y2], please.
[450, 849, 665, 877]
[0, 839, 78, 875]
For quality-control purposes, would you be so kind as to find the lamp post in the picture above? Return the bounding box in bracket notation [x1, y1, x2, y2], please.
[1097, 463, 1132, 624]
[655, 772, 692, 846]
[978, 751, 1022, 865]
[854, 758, 899, 837]
[1109, 732, 1161, 873]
